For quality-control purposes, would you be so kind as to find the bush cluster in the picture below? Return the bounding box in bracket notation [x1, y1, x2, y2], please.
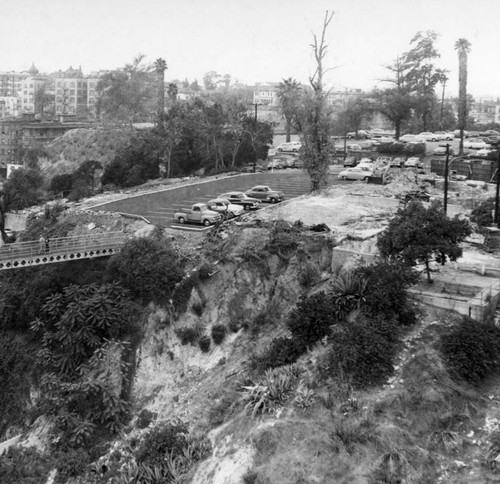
[326, 317, 399, 388]
[198, 335, 211, 353]
[441, 317, 500, 384]
[287, 292, 338, 349]
[249, 337, 304, 374]
[211, 324, 228, 345]
[471, 198, 495, 228]
[106, 237, 185, 304]
[356, 262, 418, 326]
[175, 326, 201, 346]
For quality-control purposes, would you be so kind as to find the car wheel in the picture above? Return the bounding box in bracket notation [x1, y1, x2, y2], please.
[178, 217, 185, 224]
[203, 219, 211, 227]
[432, 138, 437, 142]
[364, 176, 369, 181]
[277, 148, 283, 152]
[341, 176, 347, 180]
[244, 205, 250, 211]
[270, 198, 277, 203]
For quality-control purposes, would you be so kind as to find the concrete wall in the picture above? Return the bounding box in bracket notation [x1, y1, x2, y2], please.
[409, 278, 500, 321]
[5, 212, 29, 231]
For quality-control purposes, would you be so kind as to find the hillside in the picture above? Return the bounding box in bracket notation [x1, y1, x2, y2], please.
[2, 175, 500, 483]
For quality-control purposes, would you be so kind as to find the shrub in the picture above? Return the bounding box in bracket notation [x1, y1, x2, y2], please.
[355, 262, 418, 325]
[136, 420, 189, 467]
[198, 262, 216, 280]
[471, 198, 494, 227]
[299, 262, 321, 288]
[172, 277, 196, 315]
[248, 337, 303, 374]
[191, 301, 204, 317]
[287, 292, 338, 350]
[0, 332, 34, 436]
[326, 318, 398, 388]
[211, 324, 227, 345]
[175, 326, 201, 346]
[106, 237, 184, 304]
[136, 409, 157, 429]
[198, 335, 211, 353]
[441, 316, 500, 384]
[0, 447, 54, 483]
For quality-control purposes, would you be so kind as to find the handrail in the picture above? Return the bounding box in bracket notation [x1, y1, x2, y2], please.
[0, 232, 126, 270]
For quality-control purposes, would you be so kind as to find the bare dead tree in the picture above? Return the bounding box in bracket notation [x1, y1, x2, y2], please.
[301, 10, 335, 192]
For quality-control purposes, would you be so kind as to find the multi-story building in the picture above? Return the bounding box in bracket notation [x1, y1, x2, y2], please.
[470, 98, 500, 124]
[54, 75, 100, 119]
[18, 77, 46, 114]
[0, 97, 18, 118]
[253, 83, 280, 107]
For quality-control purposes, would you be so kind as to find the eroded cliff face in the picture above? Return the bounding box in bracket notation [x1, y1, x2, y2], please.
[129, 225, 336, 482]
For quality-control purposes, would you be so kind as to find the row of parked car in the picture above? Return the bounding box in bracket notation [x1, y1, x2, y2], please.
[173, 186, 285, 226]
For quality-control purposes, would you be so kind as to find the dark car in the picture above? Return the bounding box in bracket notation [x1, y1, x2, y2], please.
[245, 185, 284, 203]
[218, 191, 261, 210]
[343, 156, 358, 167]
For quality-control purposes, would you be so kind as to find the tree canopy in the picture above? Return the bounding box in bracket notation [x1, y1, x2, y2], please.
[377, 201, 472, 282]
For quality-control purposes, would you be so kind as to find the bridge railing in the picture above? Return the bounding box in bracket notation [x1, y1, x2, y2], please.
[0, 232, 126, 264]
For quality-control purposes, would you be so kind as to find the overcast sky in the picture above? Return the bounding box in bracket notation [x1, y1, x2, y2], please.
[2, 0, 499, 98]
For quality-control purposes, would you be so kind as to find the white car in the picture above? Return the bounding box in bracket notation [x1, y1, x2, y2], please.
[418, 132, 441, 142]
[400, 134, 425, 143]
[338, 167, 373, 181]
[277, 141, 302, 152]
[475, 148, 496, 158]
[206, 198, 244, 218]
[434, 131, 454, 141]
[464, 139, 492, 150]
[404, 157, 423, 168]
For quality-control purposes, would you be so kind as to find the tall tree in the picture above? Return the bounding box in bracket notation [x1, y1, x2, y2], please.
[154, 58, 167, 117]
[300, 11, 335, 192]
[96, 54, 154, 124]
[455, 38, 471, 155]
[278, 77, 301, 142]
[403, 31, 442, 131]
[375, 56, 414, 139]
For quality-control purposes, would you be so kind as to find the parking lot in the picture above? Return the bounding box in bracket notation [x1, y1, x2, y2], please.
[91, 170, 345, 229]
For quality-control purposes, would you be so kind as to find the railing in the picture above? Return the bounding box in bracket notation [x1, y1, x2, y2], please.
[0, 232, 126, 270]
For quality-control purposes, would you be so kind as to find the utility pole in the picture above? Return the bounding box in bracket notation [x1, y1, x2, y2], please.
[495, 150, 500, 226]
[250, 102, 259, 173]
[443, 144, 450, 214]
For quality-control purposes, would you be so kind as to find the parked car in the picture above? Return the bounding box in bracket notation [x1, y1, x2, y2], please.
[173, 203, 222, 226]
[245, 185, 284, 203]
[434, 131, 454, 141]
[464, 138, 492, 150]
[206, 198, 244, 218]
[267, 159, 286, 170]
[376, 156, 392, 165]
[277, 141, 302, 152]
[390, 157, 406, 167]
[403, 157, 423, 168]
[347, 143, 363, 152]
[346, 130, 371, 139]
[432, 146, 455, 156]
[359, 140, 379, 150]
[400, 134, 425, 143]
[343, 156, 358, 167]
[218, 191, 261, 210]
[418, 132, 440, 142]
[486, 136, 500, 146]
[479, 129, 500, 137]
[338, 167, 373, 181]
[454, 129, 469, 138]
[475, 148, 496, 158]
[357, 158, 374, 170]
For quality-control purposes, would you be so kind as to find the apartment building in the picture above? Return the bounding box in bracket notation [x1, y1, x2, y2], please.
[18, 77, 46, 114]
[54, 76, 100, 118]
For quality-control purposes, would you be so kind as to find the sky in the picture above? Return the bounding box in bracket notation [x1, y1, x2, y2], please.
[2, 0, 500, 98]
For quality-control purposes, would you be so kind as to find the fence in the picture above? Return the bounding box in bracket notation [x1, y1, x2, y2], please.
[0, 232, 126, 270]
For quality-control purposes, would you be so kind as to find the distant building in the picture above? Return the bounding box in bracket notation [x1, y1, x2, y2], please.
[253, 83, 280, 107]
[18, 77, 46, 114]
[0, 97, 18, 118]
[470, 98, 500, 124]
[54, 73, 100, 118]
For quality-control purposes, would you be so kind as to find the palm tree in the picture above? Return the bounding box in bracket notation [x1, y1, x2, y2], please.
[154, 58, 168, 117]
[278, 78, 301, 142]
[455, 39, 471, 155]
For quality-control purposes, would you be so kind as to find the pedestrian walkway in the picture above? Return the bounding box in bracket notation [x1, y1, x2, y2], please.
[0, 232, 126, 270]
